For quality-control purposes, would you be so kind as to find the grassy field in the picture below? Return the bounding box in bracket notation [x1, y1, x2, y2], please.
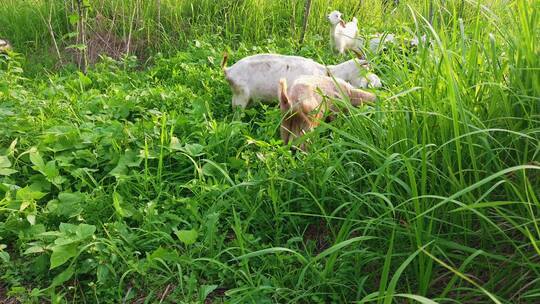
[1, 0, 539, 303]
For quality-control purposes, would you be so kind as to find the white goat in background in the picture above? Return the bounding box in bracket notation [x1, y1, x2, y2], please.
[327, 10, 359, 55]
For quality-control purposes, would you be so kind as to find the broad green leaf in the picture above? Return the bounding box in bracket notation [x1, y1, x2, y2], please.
[16, 186, 46, 201]
[24, 245, 46, 255]
[183, 143, 204, 156]
[175, 229, 198, 245]
[44, 161, 59, 179]
[0, 155, 11, 168]
[77, 71, 92, 87]
[170, 136, 183, 151]
[29, 148, 46, 172]
[148, 247, 178, 262]
[54, 236, 79, 246]
[50, 267, 74, 288]
[50, 244, 77, 269]
[113, 192, 133, 217]
[0, 168, 17, 176]
[200, 285, 218, 302]
[8, 139, 17, 155]
[110, 150, 142, 178]
[26, 214, 36, 225]
[59, 192, 84, 204]
[19, 201, 30, 212]
[48, 192, 85, 217]
[97, 264, 109, 283]
[59, 222, 78, 234]
[75, 224, 96, 239]
[0, 251, 9, 263]
[202, 162, 220, 177]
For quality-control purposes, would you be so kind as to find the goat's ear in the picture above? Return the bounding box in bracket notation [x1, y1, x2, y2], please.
[279, 78, 291, 111]
[339, 20, 346, 27]
[350, 89, 377, 106]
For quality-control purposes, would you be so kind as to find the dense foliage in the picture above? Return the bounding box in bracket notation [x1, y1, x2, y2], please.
[0, 0, 539, 303]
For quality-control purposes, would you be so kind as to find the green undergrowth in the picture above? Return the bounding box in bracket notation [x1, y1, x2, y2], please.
[1, 0, 540, 303]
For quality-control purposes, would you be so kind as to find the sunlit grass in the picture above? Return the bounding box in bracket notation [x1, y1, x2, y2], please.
[0, 0, 539, 303]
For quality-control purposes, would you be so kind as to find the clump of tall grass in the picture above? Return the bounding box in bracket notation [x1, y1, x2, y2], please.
[0, 0, 539, 303]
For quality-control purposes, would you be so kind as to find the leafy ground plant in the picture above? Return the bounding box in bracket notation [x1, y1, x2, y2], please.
[1, 0, 540, 303]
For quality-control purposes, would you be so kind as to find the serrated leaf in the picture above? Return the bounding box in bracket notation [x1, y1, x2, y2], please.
[175, 229, 198, 245]
[50, 244, 77, 269]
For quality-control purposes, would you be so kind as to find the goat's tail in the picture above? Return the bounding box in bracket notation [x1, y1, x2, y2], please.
[352, 17, 358, 24]
[221, 51, 229, 71]
[279, 78, 290, 111]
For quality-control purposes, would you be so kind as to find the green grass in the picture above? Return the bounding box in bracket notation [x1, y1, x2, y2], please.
[1, 0, 539, 303]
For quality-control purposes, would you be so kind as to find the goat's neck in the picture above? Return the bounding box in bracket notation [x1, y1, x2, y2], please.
[327, 62, 348, 79]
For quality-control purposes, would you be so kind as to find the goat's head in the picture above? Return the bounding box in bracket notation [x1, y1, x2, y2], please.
[327, 11, 345, 27]
[279, 78, 321, 150]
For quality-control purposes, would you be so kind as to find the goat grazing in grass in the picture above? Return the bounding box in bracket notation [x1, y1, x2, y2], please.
[279, 75, 376, 150]
[221, 53, 381, 108]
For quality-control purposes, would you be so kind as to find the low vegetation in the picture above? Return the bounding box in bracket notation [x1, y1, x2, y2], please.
[0, 0, 539, 303]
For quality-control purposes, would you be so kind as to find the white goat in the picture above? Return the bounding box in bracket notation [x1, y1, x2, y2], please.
[409, 34, 427, 47]
[279, 75, 376, 150]
[327, 10, 359, 55]
[221, 53, 381, 108]
[368, 33, 396, 53]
